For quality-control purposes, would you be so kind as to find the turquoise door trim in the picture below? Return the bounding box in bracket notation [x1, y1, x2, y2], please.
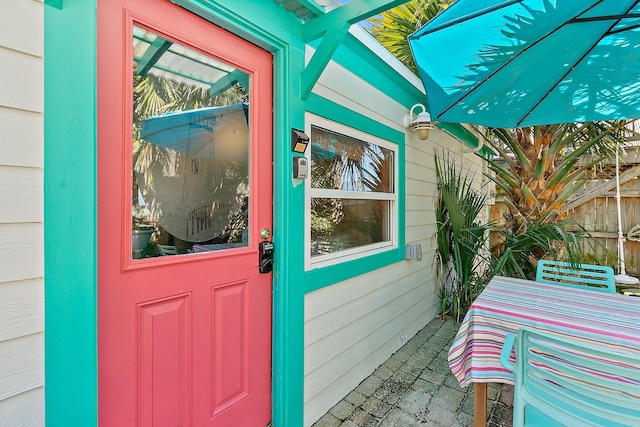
[44, 1, 307, 426]
[272, 48, 307, 427]
[44, 1, 98, 426]
[173, 0, 301, 48]
[305, 94, 406, 294]
[44, 0, 63, 9]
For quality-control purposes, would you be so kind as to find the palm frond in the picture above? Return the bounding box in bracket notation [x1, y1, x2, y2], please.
[435, 150, 490, 321]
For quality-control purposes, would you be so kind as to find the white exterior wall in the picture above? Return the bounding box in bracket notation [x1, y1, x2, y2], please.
[303, 30, 484, 426]
[0, 1, 45, 426]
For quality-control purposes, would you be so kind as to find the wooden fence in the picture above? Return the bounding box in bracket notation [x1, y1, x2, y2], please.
[567, 163, 640, 276]
[489, 148, 640, 276]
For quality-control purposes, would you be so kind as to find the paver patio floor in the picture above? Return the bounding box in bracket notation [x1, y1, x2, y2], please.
[312, 317, 513, 427]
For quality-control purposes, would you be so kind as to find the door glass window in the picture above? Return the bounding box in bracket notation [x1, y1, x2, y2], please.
[131, 26, 250, 259]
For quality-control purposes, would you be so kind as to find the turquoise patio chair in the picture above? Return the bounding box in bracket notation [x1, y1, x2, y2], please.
[535, 260, 615, 293]
[500, 328, 640, 427]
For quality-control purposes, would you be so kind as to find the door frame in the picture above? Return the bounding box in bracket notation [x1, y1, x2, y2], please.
[44, 1, 306, 426]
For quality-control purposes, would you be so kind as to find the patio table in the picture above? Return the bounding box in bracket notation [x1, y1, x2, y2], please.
[448, 275, 640, 427]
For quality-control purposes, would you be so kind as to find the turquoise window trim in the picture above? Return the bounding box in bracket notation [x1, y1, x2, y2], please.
[305, 248, 405, 293]
[307, 93, 405, 144]
[305, 94, 406, 294]
[44, 1, 98, 426]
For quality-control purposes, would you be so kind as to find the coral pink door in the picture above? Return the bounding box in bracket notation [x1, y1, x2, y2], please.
[97, 1, 273, 425]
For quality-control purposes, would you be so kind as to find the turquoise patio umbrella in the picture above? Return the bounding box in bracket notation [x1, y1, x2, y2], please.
[408, 0, 640, 128]
[139, 103, 250, 242]
[141, 103, 249, 162]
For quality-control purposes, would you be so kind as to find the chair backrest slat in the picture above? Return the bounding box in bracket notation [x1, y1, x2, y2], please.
[535, 260, 616, 293]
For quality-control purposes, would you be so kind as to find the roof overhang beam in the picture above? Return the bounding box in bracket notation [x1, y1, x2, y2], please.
[299, 0, 408, 99]
[301, 0, 408, 42]
[301, 22, 350, 99]
[208, 70, 249, 96]
[136, 39, 173, 77]
[296, 0, 327, 16]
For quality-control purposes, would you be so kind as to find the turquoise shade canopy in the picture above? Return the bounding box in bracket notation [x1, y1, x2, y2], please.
[141, 103, 249, 162]
[409, 0, 640, 128]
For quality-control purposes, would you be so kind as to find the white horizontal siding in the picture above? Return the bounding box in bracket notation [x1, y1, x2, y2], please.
[405, 193, 431, 213]
[0, 223, 43, 284]
[405, 210, 430, 228]
[405, 178, 435, 199]
[305, 274, 435, 368]
[305, 267, 428, 345]
[0, 47, 43, 113]
[0, 0, 43, 58]
[406, 161, 434, 186]
[0, 280, 43, 343]
[0, 388, 44, 427]
[0, 333, 44, 401]
[0, 3, 44, 426]
[406, 145, 435, 180]
[404, 224, 433, 243]
[0, 166, 43, 223]
[0, 107, 43, 168]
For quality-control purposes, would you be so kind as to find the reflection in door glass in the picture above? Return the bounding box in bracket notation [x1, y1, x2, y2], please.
[131, 26, 250, 259]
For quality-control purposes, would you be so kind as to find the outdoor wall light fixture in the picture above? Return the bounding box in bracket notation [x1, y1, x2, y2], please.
[291, 128, 310, 153]
[404, 103, 436, 140]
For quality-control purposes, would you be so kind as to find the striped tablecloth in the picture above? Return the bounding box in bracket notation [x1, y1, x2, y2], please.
[448, 275, 640, 388]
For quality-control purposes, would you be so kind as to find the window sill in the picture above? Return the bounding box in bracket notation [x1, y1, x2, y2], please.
[304, 245, 404, 293]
